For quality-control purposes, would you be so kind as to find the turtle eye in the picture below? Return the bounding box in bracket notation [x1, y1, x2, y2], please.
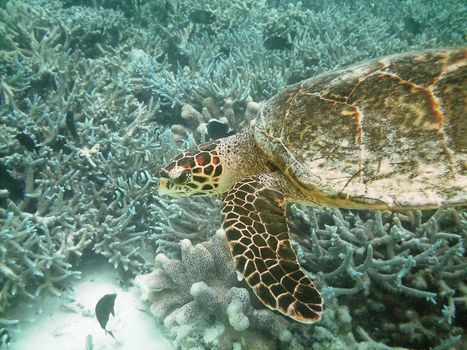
[172, 169, 190, 184]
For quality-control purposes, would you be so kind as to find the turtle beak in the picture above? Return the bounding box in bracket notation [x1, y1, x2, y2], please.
[159, 169, 171, 196]
[159, 176, 192, 197]
[159, 165, 203, 197]
[159, 177, 170, 196]
[159, 168, 189, 197]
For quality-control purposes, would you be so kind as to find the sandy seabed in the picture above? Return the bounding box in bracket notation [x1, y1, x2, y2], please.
[5, 256, 172, 350]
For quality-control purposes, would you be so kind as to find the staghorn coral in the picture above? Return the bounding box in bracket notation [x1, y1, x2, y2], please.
[135, 230, 293, 350]
[0, 0, 194, 320]
[148, 195, 221, 255]
[76, 0, 466, 113]
[284, 297, 411, 350]
[0, 0, 465, 348]
[0, 161, 92, 323]
[137, 207, 466, 350]
[2, 0, 465, 117]
[129, 0, 466, 106]
[289, 206, 466, 349]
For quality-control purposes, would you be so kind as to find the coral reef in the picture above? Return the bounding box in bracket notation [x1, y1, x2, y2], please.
[135, 230, 293, 350]
[0, 189, 86, 318]
[288, 207, 466, 349]
[0, 0, 465, 348]
[0, 0, 190, 319]
[123, 0, 466, 105]
[137, 208, 466, 350]
[148, 194, 221, 256]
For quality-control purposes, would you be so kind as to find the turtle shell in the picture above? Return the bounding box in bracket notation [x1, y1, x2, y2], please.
[255, 48, 466, 209]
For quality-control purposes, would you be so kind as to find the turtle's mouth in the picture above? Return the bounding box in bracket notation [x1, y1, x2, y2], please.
[158, 164, 221, 197]
[158, 177, 170, 195]
[159, 167, 182, 197]
[159, 177, 184, 197]
[159, 175, 195, 197]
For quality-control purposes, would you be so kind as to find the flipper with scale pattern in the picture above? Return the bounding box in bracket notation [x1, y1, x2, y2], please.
[221, 173, 323, 323]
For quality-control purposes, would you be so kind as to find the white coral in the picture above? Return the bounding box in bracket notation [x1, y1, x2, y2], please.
[135, 230, 292, 349]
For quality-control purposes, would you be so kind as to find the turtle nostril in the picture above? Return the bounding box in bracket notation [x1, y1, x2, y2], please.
[160, 169, 170, 178]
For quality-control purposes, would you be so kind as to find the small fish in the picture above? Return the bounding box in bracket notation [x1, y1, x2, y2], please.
[136, 170, 151, 185]
[66, 111, 79, 141]
[189, 10, 215, 24]
[95, 293, 117, 339]
[207, 120, 235, 140]
[219, 46, 231, 56]
[103, 185, 124, 207]
[404, 17, 423, 35]
[0, 327, 11, 348]
[164, 0, 174, 14]
[263, 36, 292, 50]
[15, 132, 38, 152]
[113, 187, 126, 208]
[0, 163, 25, 201]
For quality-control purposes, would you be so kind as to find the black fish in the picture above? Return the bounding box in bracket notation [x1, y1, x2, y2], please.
[164, 0, 174, 14]
[207, 120, 235, 140]
[189, 10, 215, 24]
[15, 132, 38, 152]
[166, 39, 190, 68]
[0, 163, 25, 201]
[95, 293, 117, 339]
[263, 36, 292, 50]
[219, 46, 231, 56]
[0, 327, 11, 347]
[404, 17, 423, 35]
[66, 111, 79, 140]
[113, 187, 126, 208]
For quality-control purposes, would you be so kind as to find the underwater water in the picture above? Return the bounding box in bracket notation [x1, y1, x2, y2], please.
[0, 0, 466, 349]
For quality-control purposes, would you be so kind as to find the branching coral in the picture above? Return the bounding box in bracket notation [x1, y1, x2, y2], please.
[0, 0, 192, 320]
[0, 1, 465, 349]
[0, 179, 89, 321]
[126, 0, 466, 106]
[135, 230, 293, 350]
[148, 195, 221, 254]
[136, 207, 466, 350]
[289, 206, 466, 349]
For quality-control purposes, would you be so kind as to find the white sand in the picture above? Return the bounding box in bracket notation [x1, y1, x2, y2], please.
[5, 256, 172, 350]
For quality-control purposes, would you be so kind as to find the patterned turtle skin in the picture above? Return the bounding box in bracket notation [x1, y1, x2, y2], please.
[159, 48, 467, 324]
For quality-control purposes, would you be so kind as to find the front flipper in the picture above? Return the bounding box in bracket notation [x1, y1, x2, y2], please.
[221, 173, 323, 323]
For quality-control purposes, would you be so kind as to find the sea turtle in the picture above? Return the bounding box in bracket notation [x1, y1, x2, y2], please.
[159, 48, 467, 324]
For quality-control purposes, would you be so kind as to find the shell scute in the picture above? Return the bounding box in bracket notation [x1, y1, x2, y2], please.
[255, 48, 467, 208]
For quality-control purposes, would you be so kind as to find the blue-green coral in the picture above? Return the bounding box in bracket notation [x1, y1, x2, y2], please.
[135, 230, 293, 350]
[136, 207, 465, 350]
[290, 207, 466, 349]
[0, 0, 466, 349]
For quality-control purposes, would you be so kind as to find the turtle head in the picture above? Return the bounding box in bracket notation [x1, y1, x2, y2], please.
[159, 141, 225, 197]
